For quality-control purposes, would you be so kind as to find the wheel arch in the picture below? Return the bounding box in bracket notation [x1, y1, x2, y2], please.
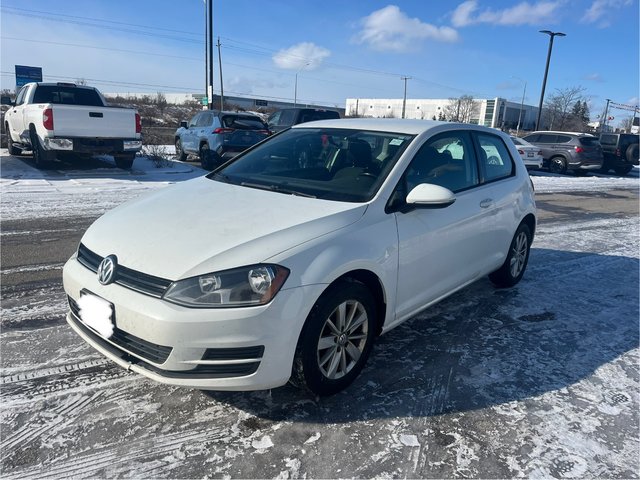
[327, 269, 387, 336]
[521, 213, 536, 241]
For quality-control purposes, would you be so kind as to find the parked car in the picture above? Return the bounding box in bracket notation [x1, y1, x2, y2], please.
[174, 111, 269, 170]
[510, 136, 543, 170]
[267, 108, 340, 133]
[521, 131, 603, 175]
[598, 133, 639, 176]
[2, 82, 141, 169]
[63, 119, 536, 396]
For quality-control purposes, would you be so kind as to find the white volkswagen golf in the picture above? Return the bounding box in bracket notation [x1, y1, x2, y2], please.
[63, 119, 536, 396]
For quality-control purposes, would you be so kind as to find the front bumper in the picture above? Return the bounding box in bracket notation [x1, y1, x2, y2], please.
[63, 256, 324, 390]
[44, 137, 142, 154]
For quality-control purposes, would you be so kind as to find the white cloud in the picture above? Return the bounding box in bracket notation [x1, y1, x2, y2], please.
[452, 0, 562, 27]
[272, 42, 330, 71]
[582, 0, 632, 26]
[584, 73, 604, 82]
[355, 5, 459, 52]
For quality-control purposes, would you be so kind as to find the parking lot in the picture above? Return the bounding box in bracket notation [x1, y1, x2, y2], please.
[1, 151, 638, 478]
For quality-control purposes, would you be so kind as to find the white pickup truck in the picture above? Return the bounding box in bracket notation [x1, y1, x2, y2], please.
[2, 82, 142, 169]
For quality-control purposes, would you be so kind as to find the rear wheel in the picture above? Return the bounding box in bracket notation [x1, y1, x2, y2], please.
[292, 281, 377, 396]
[489, 223, 532, 288]
[175, 138, 187, 161]
[29, 127, 54, 168]
[548, 156, 567, 174]
[114, 152, 135, 169]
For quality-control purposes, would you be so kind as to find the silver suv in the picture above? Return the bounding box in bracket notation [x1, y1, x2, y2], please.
[522, 131, 603, 175]
[175, 111, 269, 170]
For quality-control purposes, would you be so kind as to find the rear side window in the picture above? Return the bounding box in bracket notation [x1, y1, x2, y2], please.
[32, 86, 104, 106]
[477, 134, 515, 182]
[278, 110, 296, 126]
[579, 136, 600, 146]
[556, 135, 572, 143]
[523, 134, 540, 142]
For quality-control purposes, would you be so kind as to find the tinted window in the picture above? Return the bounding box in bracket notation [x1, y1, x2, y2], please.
[555, 135, 572, 143]
[221, 115, 266, 130]
[188, 113, 201, 127]
[278, 110, 296, 126]
[537, 134, 557, 143]
[477, 134, 515, 182]
[15, 86, 28, 106]
[32, 86, 104, 106]
[579, 137, 600, 146]
[599, 135, 617, 145]
[510, 136, 524, 146]
[405, 131, 479, 193]
[216, 128, 414, 202]
[523, 134, 540, 142]
[299, 110, 340, 123]
[267, 111, 281, 126]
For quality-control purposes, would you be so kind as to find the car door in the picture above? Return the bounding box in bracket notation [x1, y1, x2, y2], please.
[182, 113, 201, 153]
[393, 130, 497, 321]
[195, 112, 214, 150]
[6, 85, 29, 142]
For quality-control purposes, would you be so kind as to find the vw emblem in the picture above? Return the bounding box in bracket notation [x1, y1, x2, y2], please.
[97, 255, 117, 285]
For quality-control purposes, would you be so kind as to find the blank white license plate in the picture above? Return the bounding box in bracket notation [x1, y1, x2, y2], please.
[527, 152, 534, 157]
[78, 291, 115, 339]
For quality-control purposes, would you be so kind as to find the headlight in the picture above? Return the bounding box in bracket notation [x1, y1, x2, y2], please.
[163, 264, 289, 308]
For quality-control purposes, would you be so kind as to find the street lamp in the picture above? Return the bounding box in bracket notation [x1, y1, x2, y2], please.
[511, 76, 527, 135]
[293, 62, 310, 108]
[535, 30, 566, 130]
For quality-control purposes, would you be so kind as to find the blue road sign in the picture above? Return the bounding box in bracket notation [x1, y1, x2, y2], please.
[15, 65, 43, 88]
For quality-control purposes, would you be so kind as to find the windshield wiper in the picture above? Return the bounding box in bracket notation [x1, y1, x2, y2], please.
[240, 181, 316, 198]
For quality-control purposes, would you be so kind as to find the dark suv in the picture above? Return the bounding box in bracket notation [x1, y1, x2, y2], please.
[267, 108, 340, 133]
[522, 131, 603, 175]
[598, 133, 639, 176]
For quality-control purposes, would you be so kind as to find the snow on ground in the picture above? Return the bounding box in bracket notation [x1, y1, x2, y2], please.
[531, 167, 639, 193]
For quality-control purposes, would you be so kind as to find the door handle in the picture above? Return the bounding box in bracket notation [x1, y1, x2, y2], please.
[480, 199, 493, 208]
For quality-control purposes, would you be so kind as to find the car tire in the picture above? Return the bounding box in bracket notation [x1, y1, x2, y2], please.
[614, 165, 633, 176]
[292, 280, 377, 396]
[626, 144, 639, 163]
[5, 124, 22, 155]
[114, 152, 135, 170]
[548, 156, 567, 175]
[29, 127, 54, 168]
[175, 138, 187, 162]
[489, 223, 532, 288]
[199, 143, 212, 170]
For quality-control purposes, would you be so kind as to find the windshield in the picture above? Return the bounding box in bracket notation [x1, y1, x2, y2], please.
[211, 128, 414, 202]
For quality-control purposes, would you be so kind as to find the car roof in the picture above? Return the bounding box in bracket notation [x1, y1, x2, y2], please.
[526, 130, 595, 137]
[291, 118, 503, 135]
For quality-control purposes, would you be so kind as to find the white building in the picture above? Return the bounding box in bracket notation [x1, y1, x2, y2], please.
[345, 97, 542, 132]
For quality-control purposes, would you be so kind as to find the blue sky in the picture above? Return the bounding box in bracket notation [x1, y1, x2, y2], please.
[1, 0, 638, 125]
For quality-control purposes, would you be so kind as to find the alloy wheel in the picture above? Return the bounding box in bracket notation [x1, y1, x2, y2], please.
[509, 231, 529, 278]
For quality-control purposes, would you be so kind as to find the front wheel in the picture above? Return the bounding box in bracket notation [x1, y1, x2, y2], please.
[114, 152, 135, 169]
[5, 123, 21, 155]
[292, 281, 377, 396]
[489, 223, 532, 288]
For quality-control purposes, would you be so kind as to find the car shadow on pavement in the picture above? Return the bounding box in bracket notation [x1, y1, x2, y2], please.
[204, 248, 639, 423]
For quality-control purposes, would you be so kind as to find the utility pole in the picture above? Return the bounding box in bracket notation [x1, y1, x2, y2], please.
[601, 98, 611, 132]
[203, 0, 207, 108]
[535, 30, 566, 130]
[217, 37, 224, 111]
[401, 76, 411, 119]
[207, 0, 214, 110]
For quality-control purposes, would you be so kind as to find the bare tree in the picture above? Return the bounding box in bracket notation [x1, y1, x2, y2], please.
[443, 95, 479, 123]
[619, 116, 634, 133]
[155, 92, 168, 114]
[542, 86, 586, 130]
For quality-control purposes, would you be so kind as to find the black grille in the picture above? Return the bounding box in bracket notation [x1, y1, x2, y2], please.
[77, 243, 172, 298]
[202, 346, 265, 361]
[68, 296, 172, 364]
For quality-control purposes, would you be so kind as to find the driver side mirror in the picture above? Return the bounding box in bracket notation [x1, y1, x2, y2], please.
[406, 183, 456, 209]
[180, 120, 188, 129]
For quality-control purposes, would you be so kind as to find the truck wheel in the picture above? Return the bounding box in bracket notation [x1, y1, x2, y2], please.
[626, 144, 639, 163]
[29, 127, 54, 168]
[5, 123, 22, 155]
[114, 153, 135, 170]
[548, 156, 567, 175]
[614, 165, 632, 176]
[175, 138, 187, 162]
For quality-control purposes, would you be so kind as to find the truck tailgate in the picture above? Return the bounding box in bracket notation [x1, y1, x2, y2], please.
[51, 105, 137, 138]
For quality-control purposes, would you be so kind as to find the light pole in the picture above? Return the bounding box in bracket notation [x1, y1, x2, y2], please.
[535, 30, 565, 130]
[293, 62, 310, 108]
[401, 76, 411, 119]
[511, 76, 527, 135]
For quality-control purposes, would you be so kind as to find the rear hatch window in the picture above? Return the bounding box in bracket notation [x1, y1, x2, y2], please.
[222, 116, 267, 130]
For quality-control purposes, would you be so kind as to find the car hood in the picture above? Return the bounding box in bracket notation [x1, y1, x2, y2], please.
[81, 176, 367, 280]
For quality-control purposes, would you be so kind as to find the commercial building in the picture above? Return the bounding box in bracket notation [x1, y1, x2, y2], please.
[345, 97, 542, 132]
